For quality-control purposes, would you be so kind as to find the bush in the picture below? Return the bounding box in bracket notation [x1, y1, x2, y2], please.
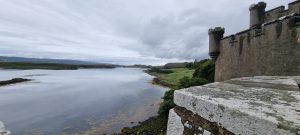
[189, 77, 209, 87]
[179, 76, 208, 89]
[158, 76, 208, 117]
[178, 76, 191, 88]
[158, 89, 176, 116]
[193, 59, 215, 83]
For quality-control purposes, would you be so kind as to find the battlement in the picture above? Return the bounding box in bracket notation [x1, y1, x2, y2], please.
[209, 1, 300, 82]
[222, 13, 300, 40]
[248, 1, 300, 28]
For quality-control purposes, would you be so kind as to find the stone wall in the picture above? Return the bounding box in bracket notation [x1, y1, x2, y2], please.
[209, 1, 300, 82]
[167, 76, 300, 135]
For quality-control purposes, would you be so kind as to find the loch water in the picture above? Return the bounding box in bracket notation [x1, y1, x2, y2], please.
[0, 68, 165, 134]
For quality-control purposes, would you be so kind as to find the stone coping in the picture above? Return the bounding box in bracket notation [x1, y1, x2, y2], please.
[174, 76, 300, 135]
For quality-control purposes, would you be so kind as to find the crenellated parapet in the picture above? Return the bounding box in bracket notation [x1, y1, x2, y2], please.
[250, 0, 300, 28]
[208, 0, 300, 82]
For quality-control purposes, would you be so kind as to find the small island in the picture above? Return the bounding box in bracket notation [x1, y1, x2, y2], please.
[0, 78, 32, 86]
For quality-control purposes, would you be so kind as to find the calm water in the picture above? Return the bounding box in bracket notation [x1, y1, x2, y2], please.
[0, 68, 165, 135]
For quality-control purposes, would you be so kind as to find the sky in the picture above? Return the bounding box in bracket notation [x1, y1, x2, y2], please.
[0, 0, 295, 65]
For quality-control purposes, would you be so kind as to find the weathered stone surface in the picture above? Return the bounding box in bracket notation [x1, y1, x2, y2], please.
[167, 109, 184, 135]
[0, 121, 11, 135]
[173, 106, 233, 135]
[225, 76, 300, 91]
[172, 76, 300, 135]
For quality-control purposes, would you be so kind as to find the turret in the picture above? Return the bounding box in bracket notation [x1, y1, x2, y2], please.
[249, 2, 266, 28]
[208, 27, 225, 61]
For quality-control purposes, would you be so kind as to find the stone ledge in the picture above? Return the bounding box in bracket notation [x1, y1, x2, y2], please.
[167, 109, 184, 135]
[172, 76, 300, 135]
[0, 121, 10, 135]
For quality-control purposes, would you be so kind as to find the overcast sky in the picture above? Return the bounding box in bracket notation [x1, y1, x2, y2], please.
[0, 0, 295, 65]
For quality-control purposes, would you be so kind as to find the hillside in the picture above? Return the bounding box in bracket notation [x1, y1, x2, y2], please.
[0, 56, 98, 65]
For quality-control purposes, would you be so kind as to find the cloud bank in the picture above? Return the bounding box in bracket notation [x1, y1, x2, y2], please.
[0, 0, 294, 64]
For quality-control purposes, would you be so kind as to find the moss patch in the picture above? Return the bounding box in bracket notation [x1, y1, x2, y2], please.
[118, 116, 168, 135]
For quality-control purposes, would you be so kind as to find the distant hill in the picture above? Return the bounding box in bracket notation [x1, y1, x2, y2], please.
[0, 56, 99, 65]
[163, 62, 189, 69]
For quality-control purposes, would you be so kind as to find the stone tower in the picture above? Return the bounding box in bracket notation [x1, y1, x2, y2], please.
[249, 2, 266, 28]
[208, 27, 225, 61]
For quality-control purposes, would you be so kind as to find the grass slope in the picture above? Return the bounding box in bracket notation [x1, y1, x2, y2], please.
[159, 68, 194, 88]
[149, 68, 195, 88]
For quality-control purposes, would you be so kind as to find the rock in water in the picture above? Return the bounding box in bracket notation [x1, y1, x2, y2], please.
[0, 121, 11, 135]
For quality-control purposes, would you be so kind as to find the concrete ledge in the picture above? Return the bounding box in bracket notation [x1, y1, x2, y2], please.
[172, 76, 300, 135]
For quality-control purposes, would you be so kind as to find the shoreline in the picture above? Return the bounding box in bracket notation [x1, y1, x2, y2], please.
[117, 70, 172, 135]
[144, 70, 174, 88]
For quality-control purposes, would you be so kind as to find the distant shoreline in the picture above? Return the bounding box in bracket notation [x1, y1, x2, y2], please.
[0, 62, 117, 70]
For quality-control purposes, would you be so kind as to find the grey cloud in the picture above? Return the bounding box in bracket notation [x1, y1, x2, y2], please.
[0, 0, 295, 64]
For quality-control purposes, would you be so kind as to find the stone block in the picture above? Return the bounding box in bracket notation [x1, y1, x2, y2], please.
[170, 76, 300, 135]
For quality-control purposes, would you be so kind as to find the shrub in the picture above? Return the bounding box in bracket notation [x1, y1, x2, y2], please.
[158, 89, 176, 117]
[179, 76, 208, 89]
[158, 77, 208, 117]
[193, 59, 215, 83]
[178, 76, 191, 88]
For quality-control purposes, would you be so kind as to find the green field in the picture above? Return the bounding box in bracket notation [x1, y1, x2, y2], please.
[158, 68, 194, 88]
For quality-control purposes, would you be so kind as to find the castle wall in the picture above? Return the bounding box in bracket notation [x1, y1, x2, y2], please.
[212, 1, 300, 81]
[214, 16, 300, 81]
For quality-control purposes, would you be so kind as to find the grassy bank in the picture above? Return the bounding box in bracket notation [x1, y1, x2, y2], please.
[147, 68, 195, 88]
[0, 62, 116, 70]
